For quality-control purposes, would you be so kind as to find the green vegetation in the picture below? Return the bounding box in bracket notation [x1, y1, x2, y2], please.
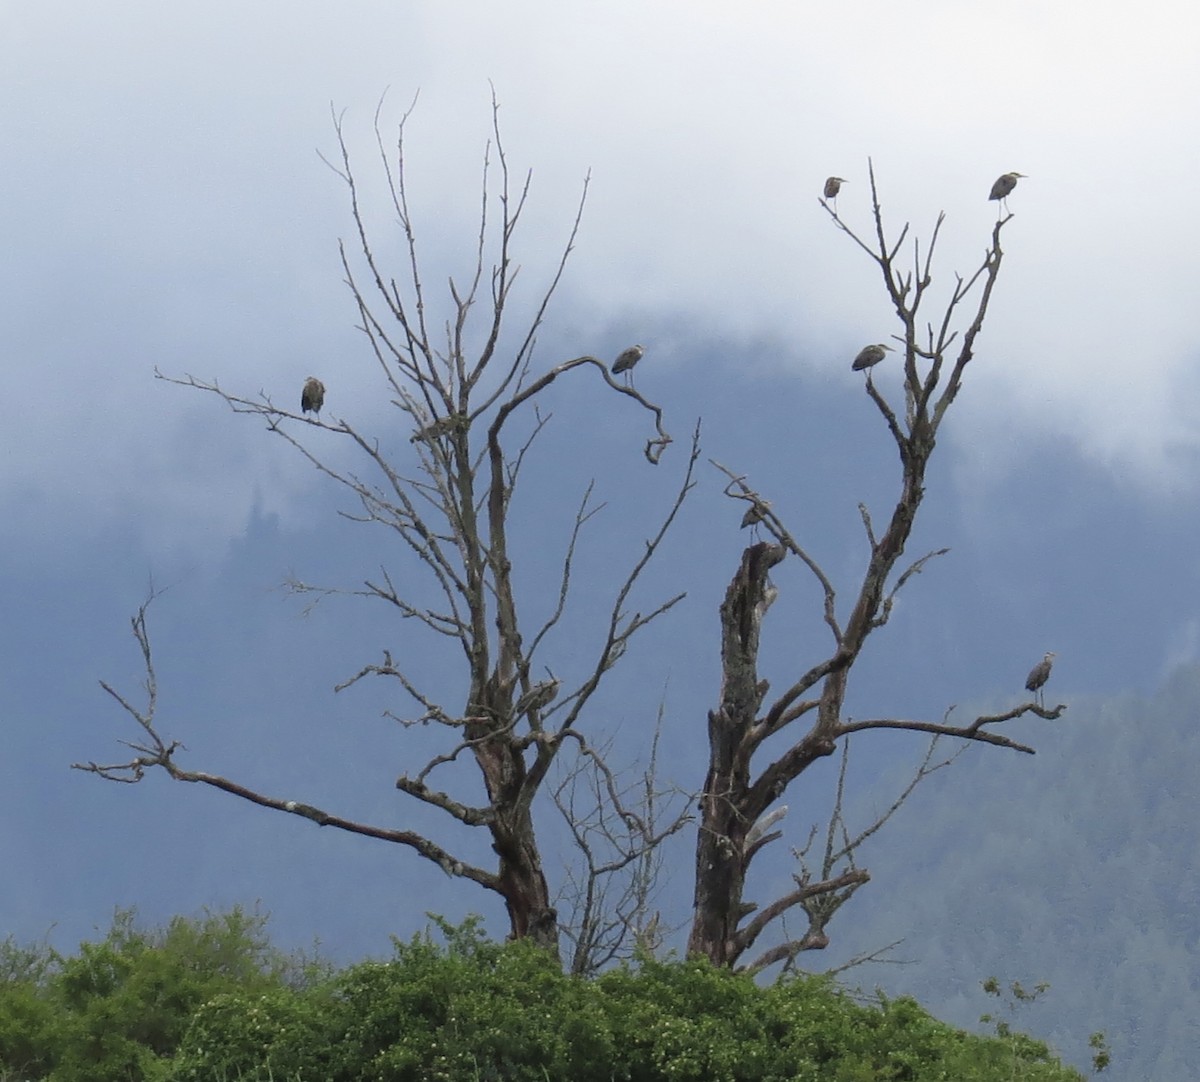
[980, 978, 1109, 1077]
[0, 907, 326, 1082]
[0, 910, 1086, 1081]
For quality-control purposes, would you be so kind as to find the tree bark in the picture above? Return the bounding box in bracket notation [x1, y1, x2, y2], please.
[688, 541, 785, 964]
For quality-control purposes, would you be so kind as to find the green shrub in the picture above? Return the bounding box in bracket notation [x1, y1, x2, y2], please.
[0, 974, 58, 1079]
[170, 987, 333, 1081]
[0, 905, 326, 1082]
[325, 928, 609, 1081]
[0, 909, 1087, 1082]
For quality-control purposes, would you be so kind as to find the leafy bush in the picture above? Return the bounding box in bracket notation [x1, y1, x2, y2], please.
[0, 933, 63, 1078]
[0, 905, 326, 1081]
[321, 920, 611, 1081]
[0, 909, 1087, 1081]
[171, 920, 1085, 1082]
[170, 987, 334, 1081]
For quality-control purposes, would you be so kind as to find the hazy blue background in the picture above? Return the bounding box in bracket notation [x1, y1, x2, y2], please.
[4, 2, 1199, 1077]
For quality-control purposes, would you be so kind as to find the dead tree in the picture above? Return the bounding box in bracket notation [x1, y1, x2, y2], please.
[690, 163, 1066, 970]
[551, 706, 693, 976]
[74, 97, 688, 958]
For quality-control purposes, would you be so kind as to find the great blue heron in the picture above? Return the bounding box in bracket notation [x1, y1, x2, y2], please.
[823, 176, 846, 212]
[301, 376, 325, 418]
[852, 343, 893, 372]
[612, 344, 644, 387]
[739, 503, 768, 530]
[1025, 651, 1056, 706]
[411, 412, 466, 444]
[989, 172, 1026, 214]
[517, 677, 560, 715]
[740, 500, 771, 530]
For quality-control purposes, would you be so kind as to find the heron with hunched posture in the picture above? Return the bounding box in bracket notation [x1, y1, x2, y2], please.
[301, 377, 325, 419]
[823, 176, 846, 211]
[741, 501, 770, 530]
[411, 412, 466, 444]
[852, 343, 893, 372]
[612, 344, 644, 387]
[517, 677, 560, 716]
[989, 172, 1026, 215]
[1025, 651, 1056, 706]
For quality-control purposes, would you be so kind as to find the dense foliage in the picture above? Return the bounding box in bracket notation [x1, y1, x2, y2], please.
[0, 910, 1085, 1081]
[0, 907, 326, 1082]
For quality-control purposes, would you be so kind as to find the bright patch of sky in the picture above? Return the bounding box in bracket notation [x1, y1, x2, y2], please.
[4, 0, 1200, 555]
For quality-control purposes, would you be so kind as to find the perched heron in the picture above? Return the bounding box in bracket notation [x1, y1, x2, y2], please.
[1025, 651, 1056, 706]
[852, 343, 893, 372]
[611, 344, 645, 387]
[517, 677, 560, 715]
[989, 172, 1026, 214]
[411, 412, 466, 444]
[823, 176, 846, 212]
[741, 500, 771, 530]
[301, 376, 325, 418]
[740, 504, 762, 530]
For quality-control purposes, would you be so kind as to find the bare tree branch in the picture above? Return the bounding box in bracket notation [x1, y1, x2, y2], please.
[87, 100, 696, 958]
[688, 165, 1059, 970]
[553, 708, 694, 976]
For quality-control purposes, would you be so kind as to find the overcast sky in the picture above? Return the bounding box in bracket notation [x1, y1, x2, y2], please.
[3, 3, 1199, 1078]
